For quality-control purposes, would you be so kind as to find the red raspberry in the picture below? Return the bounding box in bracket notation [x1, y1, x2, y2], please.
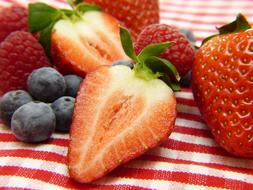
[134, 24, 195, 77]
[0, 31, 51, 95]
[0, 5, 28, 43]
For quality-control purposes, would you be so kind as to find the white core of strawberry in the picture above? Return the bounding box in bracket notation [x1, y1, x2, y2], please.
[74, 65, 174, 176]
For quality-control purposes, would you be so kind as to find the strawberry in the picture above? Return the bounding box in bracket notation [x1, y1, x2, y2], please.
[134, 24, 195, 77]
[28, 2, 128, 77]
[0, 4, 28, 43]
[68, 28, 179, 183]
[192, 14, 253, 158]
[0, 31, 50, 96]
[85, 0, 160, 40]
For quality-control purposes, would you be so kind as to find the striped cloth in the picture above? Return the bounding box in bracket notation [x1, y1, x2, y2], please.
[0, 0, 253, 189]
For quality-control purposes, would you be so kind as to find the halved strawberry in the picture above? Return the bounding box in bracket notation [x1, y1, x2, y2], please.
[28, 2, 128, 76]
[68, 28, 179, 183]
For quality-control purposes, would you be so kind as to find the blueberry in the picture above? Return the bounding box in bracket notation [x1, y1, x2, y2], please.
[27, 67, 66, 102]
[11, 102, 56, 143]
[112, 60, 134, 69]
[180, 28, 196, 43]
[64, 75, 83, 97]
[180, 70, 192, 87]
[0, 90, 33, 126]
[51, 96, 75, 132]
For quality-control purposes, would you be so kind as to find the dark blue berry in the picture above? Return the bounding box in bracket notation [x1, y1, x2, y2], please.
[180, 28, 196, 43]
[64, 75, 83, 97]
[27, 67, 66, 103]
[11, 102, 56, 143]
[180, 70, 192, 87]
[112, 60, 134, 69]
[51, 96, 75, 132]
[0, 90, 33, 126]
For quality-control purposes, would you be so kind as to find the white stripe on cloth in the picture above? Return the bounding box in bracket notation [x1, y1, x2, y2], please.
[147, 147, 253, 170]
[0, 157, 245, 188]
[177, 104, 201, 116]
[95, 176, 226, 190]
[175, 118, 208, 130]
[169, 132, 218, 147]
[0, 176, 66, 190]
[0, 142, 68, 156]
[125, 160, 253, 184]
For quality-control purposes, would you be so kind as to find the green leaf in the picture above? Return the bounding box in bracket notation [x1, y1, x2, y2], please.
[39, 23, 55, 58]
[144, 56, 180, 82]
[217, 13, 251, 34]
[67, 0, 82, 7]
[61, 9, 75, 17]
[201, 13, 251, 46]
[76, 3, 101, 13]
[28, 3, 61, 32]
[201, 34, 219, 46]
[120, 27, 138, 62]
[138, 42, 172, 62]
[160, 75, 181, 91]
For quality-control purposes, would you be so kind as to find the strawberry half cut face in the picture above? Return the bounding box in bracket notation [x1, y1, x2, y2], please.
[68, 65, 176, 183]
[28, 2, 128, 77]
[68, 27, 179, 183]
[51, 11, 128, 76]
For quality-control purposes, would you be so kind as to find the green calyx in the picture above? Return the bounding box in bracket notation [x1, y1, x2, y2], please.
[28, 1, 101, 58]
[120, 28, 181, 91]
[202, 13, 251, 46]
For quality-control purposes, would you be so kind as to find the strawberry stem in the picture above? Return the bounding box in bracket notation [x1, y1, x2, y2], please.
[133, 62, 161, 81]
[202, 13, 251, 45]
[119, 27, 180, 91]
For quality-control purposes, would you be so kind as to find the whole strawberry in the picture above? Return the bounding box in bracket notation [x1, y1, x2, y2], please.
[192, 14, 253, 158]
[134, 24, 195, 77]
[0, 5, 28, 43]
[85, 0, 159, 39]
[0, 31, 50, 96]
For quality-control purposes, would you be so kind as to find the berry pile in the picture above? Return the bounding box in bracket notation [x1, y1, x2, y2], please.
[0, 67, 83, 143]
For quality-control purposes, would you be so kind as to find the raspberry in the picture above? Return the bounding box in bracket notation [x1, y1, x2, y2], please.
[0, 5, 28, 42]
[134, 24, 195, 77]
[0, 31, 50, 95]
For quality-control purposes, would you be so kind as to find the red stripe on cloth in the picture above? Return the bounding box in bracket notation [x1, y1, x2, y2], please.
[177, 112, 204, 123]
[160, 16, 227, 26]
[0, 166, 149, 190]
[0, 149, 67, 164]
[160, 8, 253, 17]
[110, 167, 253, 189]
[0, 133, 69, 147]
[173, 126, 212, 138]
[161, 139, 226, 155]
[176, 98, 197, 107]
[160, 1, 253, 9]
[138, 155, 253, 176]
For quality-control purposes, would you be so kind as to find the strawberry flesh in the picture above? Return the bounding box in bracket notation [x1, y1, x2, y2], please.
[68, 65, 176, 183]
[51, 11, 128, 76]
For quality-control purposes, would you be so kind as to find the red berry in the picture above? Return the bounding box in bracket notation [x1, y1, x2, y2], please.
[85, 0, 159, 40]
[0, 31, 51, 96]
[134, 24, 195, 77]
[0, 5, 28, 43]
[192, 30, 253, 158]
